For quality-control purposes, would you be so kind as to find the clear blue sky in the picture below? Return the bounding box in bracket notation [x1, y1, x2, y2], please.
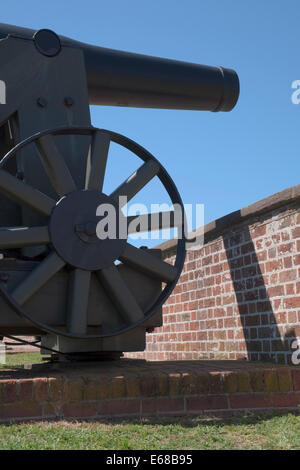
[1, 0, 300, 227]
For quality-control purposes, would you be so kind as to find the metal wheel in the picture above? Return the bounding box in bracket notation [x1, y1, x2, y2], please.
[0, 126, 186, 338]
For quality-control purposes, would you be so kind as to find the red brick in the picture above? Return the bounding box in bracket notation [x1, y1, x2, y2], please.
[33, 378, 48, 402]
[182, 373, 197, 395]
[264, 370, 278, 392]
[140, 375, 155, 397]
[277, 243, 294, 255]
[230, 394, 273, 409]
[197, 373, 210, 394]
[19, 379, 33, 402]
[251, 225, 266, 239]
[293, 227, 300, 238]
[292, 370, 300, 391]
[2, 402, 42, 419]
[48, 377, 64, 402]
[237, 372, 251, 392]
[3, 380, 18, 403]
[66, 378, 84, 402]
[284, 297, 300, 309]
[273, 393, 300, 408]
[249, 370, 265, 392]
[268, 285, 284, 297]
[187, 396, 227, 411]
[223, 373, 237, 393]
[279, 270, 297, 282]
[125, 376, 140, 398]
[169, 373, 182, 396]
[98, 399, 140, 416]
[62, 403, 97, 418]
[266, 260, 283, 272]
[210, 373, 224, 394]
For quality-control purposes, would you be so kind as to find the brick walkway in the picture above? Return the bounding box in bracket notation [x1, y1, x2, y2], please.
[0, 359, 300, 422]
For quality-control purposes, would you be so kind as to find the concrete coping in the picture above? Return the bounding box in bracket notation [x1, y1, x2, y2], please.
[157, 183, 300, 254]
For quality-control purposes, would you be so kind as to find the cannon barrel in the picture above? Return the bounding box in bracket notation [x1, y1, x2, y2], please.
[0, 23, 239, 111]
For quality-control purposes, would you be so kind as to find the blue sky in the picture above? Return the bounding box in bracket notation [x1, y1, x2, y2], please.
[1, 0, 300, 229]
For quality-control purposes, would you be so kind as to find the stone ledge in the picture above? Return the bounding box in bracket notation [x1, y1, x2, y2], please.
[157, 183, 300, 253]
[0, 359, 300, 422]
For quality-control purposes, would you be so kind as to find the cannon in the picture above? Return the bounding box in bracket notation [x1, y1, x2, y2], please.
[0, 24, 239, 360]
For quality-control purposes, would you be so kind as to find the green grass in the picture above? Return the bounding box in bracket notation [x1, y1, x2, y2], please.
[0, 414, 300, 449]
[0, 352, 44, 369]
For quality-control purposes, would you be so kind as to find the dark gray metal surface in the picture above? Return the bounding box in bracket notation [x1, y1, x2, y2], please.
[0, 126, 185, 346]
[0, 23, 239, 112]
[49, 190, 127, 271]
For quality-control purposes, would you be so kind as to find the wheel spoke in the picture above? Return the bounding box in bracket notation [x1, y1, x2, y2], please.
[11, 251, 66, 305]
[0, 169, 56, 216]
[35, 135, 76, 197]
[97, 264, 144, 323]
[86, 131, 110, 191]
[119, 243, 178, 283]
[0, 226, 50, 249]
[67, 269, 91, 335]
[127, 211, 177, 234]
[110, 160, 160, 207]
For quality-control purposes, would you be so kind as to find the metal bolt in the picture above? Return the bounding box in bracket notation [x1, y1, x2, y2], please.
[64, 97, 74, 107]
[37, 97, 47, 108]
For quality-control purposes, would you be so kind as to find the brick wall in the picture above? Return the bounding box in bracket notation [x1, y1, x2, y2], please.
[1, 361, 300, 422]
[126, 185, 300, 364]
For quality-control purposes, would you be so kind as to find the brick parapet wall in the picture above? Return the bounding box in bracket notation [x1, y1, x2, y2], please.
[126, 186, 300, 364]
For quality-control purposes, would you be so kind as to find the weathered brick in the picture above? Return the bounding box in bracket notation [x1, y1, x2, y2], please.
[66, 378, 84, 402]
[2, 402, 42, 419]
[62, 402, 97, 418]
[98, 399, 140, 416]
[155, 373, 169, 396]
[125, 376, 140, 398]
[187, 396, 227, 411]
[196, 373, 210, 394]
[273, 393, 300, 408]
[276, 369, 292, 392]
[3, 379, 18, 403]
[264, 370, 278, 392]
[48, 377, 64, 402]
[223, 372, 237, 393]
[237, 371, 251, 392]
[84, 379, 98, 401]
[292, 370, 300, 391]
[19, 379, 33, 402]
[140, 375, 155, 397]
[230, 393, 273, 409]
[210, 372, 224, 394]
[182, 373, 197, 395]
[249, 370, 265, 392]
[33, 378, 48, 402]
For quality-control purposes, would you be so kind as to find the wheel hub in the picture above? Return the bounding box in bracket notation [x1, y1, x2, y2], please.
[49, 190, 127, 270]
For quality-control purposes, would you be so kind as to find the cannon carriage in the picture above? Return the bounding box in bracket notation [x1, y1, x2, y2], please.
[0, 24, 239, 359]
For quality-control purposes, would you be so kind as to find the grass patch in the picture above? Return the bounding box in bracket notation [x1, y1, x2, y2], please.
[0, 352, 43, 369]
[0, 414, 299, 450]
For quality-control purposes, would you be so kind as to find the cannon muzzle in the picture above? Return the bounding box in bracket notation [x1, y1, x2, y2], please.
[0, 23, 239, 111]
